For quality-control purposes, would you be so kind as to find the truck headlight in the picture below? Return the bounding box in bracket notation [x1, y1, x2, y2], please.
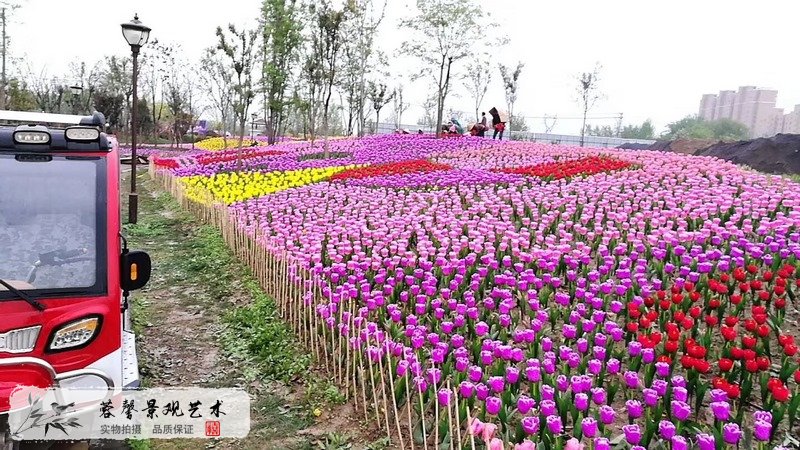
[49, 317, 100, 351]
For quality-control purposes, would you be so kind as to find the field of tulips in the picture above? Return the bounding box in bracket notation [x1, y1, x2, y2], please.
[151, 135, 800, 450]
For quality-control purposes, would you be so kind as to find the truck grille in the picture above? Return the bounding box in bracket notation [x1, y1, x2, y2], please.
[0, 326, 41, 353]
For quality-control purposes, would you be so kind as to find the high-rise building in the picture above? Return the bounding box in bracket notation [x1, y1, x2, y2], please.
[698, 86, 799, 137]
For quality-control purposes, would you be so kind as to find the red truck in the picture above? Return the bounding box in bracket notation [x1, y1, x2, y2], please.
[0, 110, 151, 448]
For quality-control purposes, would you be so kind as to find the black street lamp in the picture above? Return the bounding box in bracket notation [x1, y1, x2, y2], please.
[69, 85, 83, 115]
[120, 13, 151, 224]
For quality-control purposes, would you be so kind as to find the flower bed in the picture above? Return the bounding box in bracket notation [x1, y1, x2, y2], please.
[154, 135, 800, 449]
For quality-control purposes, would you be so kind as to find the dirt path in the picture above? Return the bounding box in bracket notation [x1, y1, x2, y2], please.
[120, 171, 377, 450]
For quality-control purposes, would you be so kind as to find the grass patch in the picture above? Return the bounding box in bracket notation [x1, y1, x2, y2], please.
[221, 278, 311, 383]
[298, 151, 352, 161]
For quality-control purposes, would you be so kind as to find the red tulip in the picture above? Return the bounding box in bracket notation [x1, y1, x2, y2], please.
[751, 280, 763, 290]
[773, 386, 791, 402]
[775, 298, 786, 309]
[747, 264, 758, 274]
[763, 271, 773, 282]
[719, 358, 734, 372]
[756, 356, 770, 371]
[740, 282, 750, 293]
[689, 306, 701, 318]
[724, 316, 738, 327]
[778, 335, 795, 346]
[757, 324, 770, 338]
[681, 318, 693, 330]
[745, 359, 759, 373]
[794, 370, 800, 384]
[743, 349, 757, 361]
[690, 291, 701, 302]
[730, 347, 744, 360]
[720, 273, 730, 283]
[665, 341, 679, 354]
[758, 290, 770, 301]
[730, 294, 742, 305]
[742, 336, 757, 349]
[695, 359, 711, 374]
[688, 345, 707, 359]
[684, 281, 695, 292]
[744, 320, 757, 332]
[774, 286, 785, 296]
[705, 315, 718, 327]
[734, 268, 747, 282]
[681, 355, 695, 369]
[709, 298, 721, 309]
[725, 384, 741, 399]
[721, 326, 737, 342]
[785, 345, 798, 357]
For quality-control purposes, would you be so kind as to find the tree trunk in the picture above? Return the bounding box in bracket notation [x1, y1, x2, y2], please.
[580, 106, 588, 147]
[435, 55, 446, 138]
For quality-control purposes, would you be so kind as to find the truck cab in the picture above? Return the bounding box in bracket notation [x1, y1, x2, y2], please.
[0, 110, 150, 433]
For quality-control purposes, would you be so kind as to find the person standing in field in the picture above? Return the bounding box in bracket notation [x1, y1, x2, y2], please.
[479, 112, 488, 137]
[489, 107, 505, 140]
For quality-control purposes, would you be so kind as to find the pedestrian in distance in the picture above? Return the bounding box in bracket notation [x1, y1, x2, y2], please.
[489, 107, 505, 140]
[479, 112, 488, 137]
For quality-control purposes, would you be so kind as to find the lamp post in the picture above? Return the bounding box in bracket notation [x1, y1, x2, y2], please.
[251, 113, 257, 140]
[120, 14, 151, 224]
[69, 85, 83, 115]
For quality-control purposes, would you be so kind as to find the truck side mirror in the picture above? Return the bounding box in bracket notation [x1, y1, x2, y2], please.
[121, 250, 151, 292]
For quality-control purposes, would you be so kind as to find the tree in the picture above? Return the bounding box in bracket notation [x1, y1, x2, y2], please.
[401, 0, 490, 138]
[499, 62, 524, 131]
[509, 112, 529, 132]
[5, 78, 34, 110]
[307, 0, 348, 154]
[92, 56, 133, 134]
[392, 84, 409, 129]
[542, 115, 558, 134]
[215, 24, 258, 166]
[586, 124, 615, 137]
[338, 0, 386, 137]
[141, 39, 175, 140]
[0, 1, 21, 109]
[367, 81, 393, 133]
[620, 119, 655, 139]
[417, 91, 437, 129]
[260, 0, 303, 144]
[464, 55, 491, 122]
[662, 115, 749, 141]
[200, 48, 235, 147]
[577, 63, 602, 146]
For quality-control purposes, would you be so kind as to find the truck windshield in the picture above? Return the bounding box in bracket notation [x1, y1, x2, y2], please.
[0, 154, 106, 299]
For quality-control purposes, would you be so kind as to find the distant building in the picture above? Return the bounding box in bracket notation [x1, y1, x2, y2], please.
[698, 86, 800, 137]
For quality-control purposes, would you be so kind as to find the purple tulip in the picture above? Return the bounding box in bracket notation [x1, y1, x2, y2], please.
[607, 358, 621, 374]
[710, 389, 728, 402]
[599, 405, 615, 424]
[468, 365, 483, 382]
[487, 376, 505, 393]
[582, 417, 598, 438]
[525, 365, 541, 382]
[476, 383, 489, 401]
[642, 388, 659, 407]
[486, 396, 502, 415]
[459, 381, 475, 398]
[540, 400, 556, 416]
[475, 321, 489, 336]
[753, 410, 772, 423]
[652, 379, 668, 396]
[437, 388, 451, 406]
[672, 386, 688, 403]
[521, 416, 539, 435]
[671, 400, 691, 421]
[517, 395, 535, 414]
[696, 433, 716, 450]
[659, 420, 676, 439]
[575, 393, 589, 411]
[655, 362, 671, 378]
[626, 399, 643, 419]
[623, 424, 642, 445]
[722, 423, 742, 445]
[710, 401, 730, 421]
[541, 385, 555, 401]
[754, 419, 772, 441]
[671, 435, 688, 450]
[591, 387, 607, 405]
[594, 437, 611, 450]
[506, 366, 520, 384]
[624, 371, 640, 389]
[546, 415, 563, 434]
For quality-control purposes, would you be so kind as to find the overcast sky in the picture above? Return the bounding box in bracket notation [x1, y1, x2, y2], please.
[7, 0, 800, 134]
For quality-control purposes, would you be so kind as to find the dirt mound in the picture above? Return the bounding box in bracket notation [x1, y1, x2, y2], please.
[648, 139, 717, 155]
[696, 134, 800, 174]
[616, 143, 651, 150]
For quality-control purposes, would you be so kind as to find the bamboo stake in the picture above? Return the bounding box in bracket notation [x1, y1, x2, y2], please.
[373, 334, 392, 441]
[385, 353, 405, 450]
[404, 371, 416, 450]
[465, 408, 476, 450]
[453, 381, 462, 450]
[417, 378, 429, 450]
[446, 382, 454, 450]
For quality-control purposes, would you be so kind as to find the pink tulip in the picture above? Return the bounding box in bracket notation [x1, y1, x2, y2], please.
[565, 438, 585, 450]
[514, 440, 536, 450]
[488, 438, 504, 450]
[482, 422, 499, 442]
[468, 417, 484, 436]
